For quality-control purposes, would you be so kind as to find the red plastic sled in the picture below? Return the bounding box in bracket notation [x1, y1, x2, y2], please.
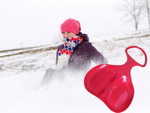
[84, 46, 147, 112]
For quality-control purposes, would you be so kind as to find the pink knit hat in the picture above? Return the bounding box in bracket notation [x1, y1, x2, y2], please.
[61, 18, 81, 34]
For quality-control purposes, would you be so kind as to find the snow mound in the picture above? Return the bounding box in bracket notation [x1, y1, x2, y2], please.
[0, 30, 150, 113]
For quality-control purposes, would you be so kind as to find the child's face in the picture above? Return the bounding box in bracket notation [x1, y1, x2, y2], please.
[62, 32, 76, 38]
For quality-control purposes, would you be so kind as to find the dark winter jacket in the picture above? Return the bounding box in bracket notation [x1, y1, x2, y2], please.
[56, 32, 107, 71]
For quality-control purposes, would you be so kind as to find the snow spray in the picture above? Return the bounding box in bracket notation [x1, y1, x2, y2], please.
[84, 46, 147, 112]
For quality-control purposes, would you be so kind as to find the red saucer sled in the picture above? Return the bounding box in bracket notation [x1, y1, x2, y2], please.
[84, 46, 147, 112]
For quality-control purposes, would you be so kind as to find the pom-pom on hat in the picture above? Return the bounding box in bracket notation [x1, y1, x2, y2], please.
[61, 18, 81, 34]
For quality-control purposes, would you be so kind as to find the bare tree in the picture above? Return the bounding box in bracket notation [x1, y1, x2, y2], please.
[118, 0, 145, 31]
[145, 0, 150, 28]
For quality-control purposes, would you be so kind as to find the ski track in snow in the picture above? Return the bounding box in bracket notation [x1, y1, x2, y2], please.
[0, 30, 150, 113]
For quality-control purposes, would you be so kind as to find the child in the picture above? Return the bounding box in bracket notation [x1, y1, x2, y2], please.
[41, 18, 107, 84]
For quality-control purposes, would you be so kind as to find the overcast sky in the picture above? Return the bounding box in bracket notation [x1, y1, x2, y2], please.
[0, 0, 148, 49]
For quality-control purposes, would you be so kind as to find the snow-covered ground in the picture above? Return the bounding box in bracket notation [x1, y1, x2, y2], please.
[0, 30, 150, 113]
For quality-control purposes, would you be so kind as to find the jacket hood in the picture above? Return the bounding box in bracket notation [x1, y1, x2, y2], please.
[78, 32, 89, 42]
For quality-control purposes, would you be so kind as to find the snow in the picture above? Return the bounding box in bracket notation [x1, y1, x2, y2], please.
[0, 30, 150, 113]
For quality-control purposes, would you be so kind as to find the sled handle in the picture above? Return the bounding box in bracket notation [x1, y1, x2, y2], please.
[125, 46, 147, 67]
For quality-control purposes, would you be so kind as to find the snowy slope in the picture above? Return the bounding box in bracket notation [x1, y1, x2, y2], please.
[0, 30, 150, 113]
